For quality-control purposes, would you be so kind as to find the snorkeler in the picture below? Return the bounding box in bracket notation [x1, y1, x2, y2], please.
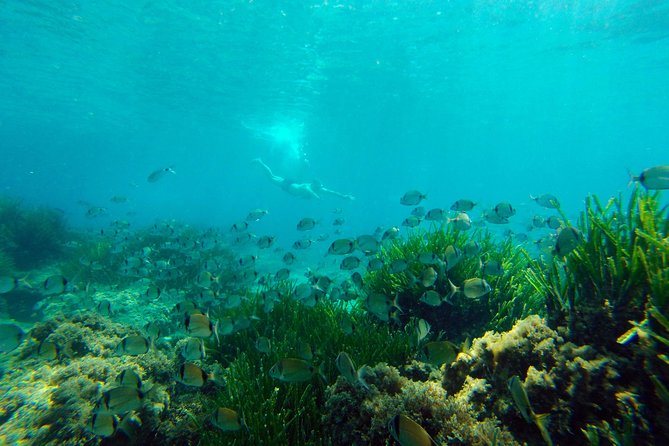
[252, 158, 355, 200]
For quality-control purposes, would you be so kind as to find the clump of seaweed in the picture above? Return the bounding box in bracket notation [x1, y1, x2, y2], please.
[198, 290, 414, 446]
[364, 224, 543, 340]
[524, 188, 667, 347]
[0, 196, 69, 270]
[524, 188, 669, 442]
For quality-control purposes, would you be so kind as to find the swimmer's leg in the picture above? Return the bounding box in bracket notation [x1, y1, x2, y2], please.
[252, 158, 284, 185]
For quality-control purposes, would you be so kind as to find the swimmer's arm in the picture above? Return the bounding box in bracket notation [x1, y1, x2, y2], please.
[306, 187, 321, 199]
[319, 187, 355, 200]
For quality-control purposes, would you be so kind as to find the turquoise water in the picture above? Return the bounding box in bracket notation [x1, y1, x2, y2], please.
[1, 2, 669, 445]
[1, 1, 667, 236]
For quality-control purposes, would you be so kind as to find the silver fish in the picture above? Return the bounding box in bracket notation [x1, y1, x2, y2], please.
[246, 208, 269, 221]
[554, 226, 582, 257]
[530, 194, 560, 209]
[400, 190, 427, 206]
[356, 235, 380, 254]
[419, 290, 443, 306]
[0, 323, 25, 352]
[283, 252, 297, 264]
[257, 235, 275, 249]
[297, 217, 318, 231]
[449, 212, 471, 231]
[546, 216, 562, 230]
[448, 278, 492, 299]
[367, 258, 385, 272]
[450, 199, 476, 212]
[182, 337, 206, 361]
[43, 275, 69, 295]
[425, 208, 446, 221]
[493, 202, 516, 218]
[402, 216, 422, 228]
[114, 335, 150, 356]
[293, 239, 312, 250]
[389, 259, 409, 274]
[340, 256, 361, 270]
[382, 226, 401, 240]
[147, 166, 175, 183]
[328, 238, 355, 255]
[630, 165, 669, 190]
[411, 206, 426, 217]
[388, 414, 437, 446]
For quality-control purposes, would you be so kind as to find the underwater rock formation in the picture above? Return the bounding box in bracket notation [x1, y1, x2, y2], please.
[447, 315, 660, 445]
[324, 315, 659, 446]
[0, 312, 177, 445]
[324, 361, 519, 445]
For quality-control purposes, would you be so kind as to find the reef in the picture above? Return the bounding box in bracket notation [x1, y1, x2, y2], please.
[324, 360, 519, 445]
[324, 315, 659, 445]
[446, 315, 658, 445]
[0, 312, 177, 445]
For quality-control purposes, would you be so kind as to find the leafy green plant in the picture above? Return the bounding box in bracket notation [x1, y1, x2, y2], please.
[364, 224, 543, 340]
[0, 196, 69, 270]
[524, 187, 669, 442]
[524, 188, 668, 348]
[200, 291, 413, 445]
